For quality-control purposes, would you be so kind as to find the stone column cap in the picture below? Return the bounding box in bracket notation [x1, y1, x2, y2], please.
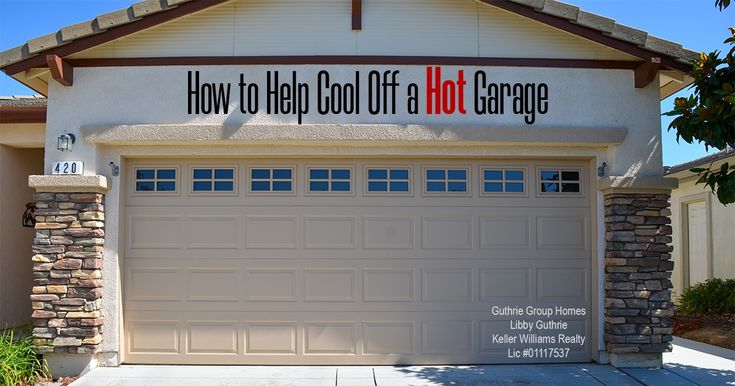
[29, 175, 110, 193]
[599, 176, 678, 193]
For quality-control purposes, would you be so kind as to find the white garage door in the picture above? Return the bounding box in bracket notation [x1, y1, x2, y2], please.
[123, 158, 592, 364]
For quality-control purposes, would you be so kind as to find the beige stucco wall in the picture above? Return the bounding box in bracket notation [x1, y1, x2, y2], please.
[0, 123, 45, 148]
[0, 145, 44, 328]
[670, 160, 735, 299]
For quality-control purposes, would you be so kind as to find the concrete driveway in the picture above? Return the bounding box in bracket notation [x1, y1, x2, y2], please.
[70, 338, 735, 386]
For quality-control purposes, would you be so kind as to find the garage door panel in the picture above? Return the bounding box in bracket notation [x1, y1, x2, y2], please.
[363, 216, 416, 249]
[363, 269, 415, 302]
[126, 268, 182, 302]
[537, 268, 589, 301]
[124, 159, 593, 365]
[244, 269, 299, 302]
[303, 269, 357, 302]
[421, 321, 474, 354]
[246, 323, 298, 354]
[245, 216, 299, 249]
[304, 216, 357, 249]
[480, 216, 532, 249]
[186, 321, 240, 355]
[421, 269, 473, 302]
[480, 268, 531, 301]
[127, 320, 181, 354]
[128, 215, 182, 250]
[186, 268, 240, 302]
[185, 216, 240, 249]
[537, 216, 588, 251]
[421, 216, 474, 250]
[363, 321, 415, 354]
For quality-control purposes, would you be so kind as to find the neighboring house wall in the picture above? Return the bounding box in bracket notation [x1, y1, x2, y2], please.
[670, 162, 735, 298]
[0, 145, 44, 327]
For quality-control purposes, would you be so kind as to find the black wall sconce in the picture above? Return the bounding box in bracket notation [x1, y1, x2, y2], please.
[57, 133, 76, 152]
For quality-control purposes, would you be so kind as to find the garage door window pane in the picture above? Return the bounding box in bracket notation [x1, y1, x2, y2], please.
[252, 169, 270, 179]
[135, 168, 177, 193]
[157, 181, 176, 191]
[390, 181, 409, 192]
[368, 169, 387, 179]
[215, 169, 234, 179]
[308, 167, 352, 193]
[193, 181, 212, 191]
[310, 181, 329, 191]
[369, 181, 388, 192]
[273, 169, 292, 179]
[136, 169, 154, 179]
[447, 170, 466, 180]
[331, 169, 351, 180]
[157, 169, 176, 179]
[367, 168, 411, 193]
[448, 181, 467, 192]
[427, 181, 445, 192]
[506, 182, 524, 192]
[332, 181, 350, 191]
[425, 168, 468, 193]
[540, 169, 581, 194]
[482, 169, 525, 194]
[484, 182, 503, 192]
[193, 169, 212, 179]
[250, 168, 294, 193]
[310, 169, 329, 179]
[273, 181, 292, 191]
[136, 181, 155, 191]
[214, 181, 234, 191]
[193, 168, 235, 192]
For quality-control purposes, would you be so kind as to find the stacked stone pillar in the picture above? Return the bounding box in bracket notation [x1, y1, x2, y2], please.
[604, 192, 674, 367]
[30, 192, 104, 355]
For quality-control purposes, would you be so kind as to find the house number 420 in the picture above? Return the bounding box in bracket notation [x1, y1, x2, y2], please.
[52, 161, 84, 175]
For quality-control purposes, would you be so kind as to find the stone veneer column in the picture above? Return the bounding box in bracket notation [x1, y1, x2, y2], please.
[604, 192, 674, 367]
[30, 191, 105, 355]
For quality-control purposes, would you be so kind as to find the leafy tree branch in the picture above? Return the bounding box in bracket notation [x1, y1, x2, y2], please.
[664, 2, 734, 204]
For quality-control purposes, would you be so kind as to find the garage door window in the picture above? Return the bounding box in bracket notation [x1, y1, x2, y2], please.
[539, 169, 581, 194]
[192, 168, 235, 192]
[366, 167, 411, 194]
[424, 168, 469, 194]
[134, 168, 177, 192]
[307, 167, 352, 194]
[482, 168, 525, 194]
[250, 167, 294, 193]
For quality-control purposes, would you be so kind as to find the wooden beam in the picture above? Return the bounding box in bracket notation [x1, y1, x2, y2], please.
[46, 55, 73, 86]
[0, 106, 47, 123]
[635, 57, 661, 88]
[67, 56, 642, 70]
[352, 0, 362, 30]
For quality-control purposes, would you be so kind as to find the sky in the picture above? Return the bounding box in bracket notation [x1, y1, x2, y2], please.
[0, 0, 732, 166]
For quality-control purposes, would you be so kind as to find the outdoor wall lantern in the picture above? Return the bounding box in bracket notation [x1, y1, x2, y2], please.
[57, 133, 76, 152]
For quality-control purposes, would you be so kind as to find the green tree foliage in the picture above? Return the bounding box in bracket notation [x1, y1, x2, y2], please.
[664, 2, 734, 204]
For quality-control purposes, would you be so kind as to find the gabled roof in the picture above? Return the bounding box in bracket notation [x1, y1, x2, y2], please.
[665, 147, 735, 176]
[0, 0, 698, 75]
